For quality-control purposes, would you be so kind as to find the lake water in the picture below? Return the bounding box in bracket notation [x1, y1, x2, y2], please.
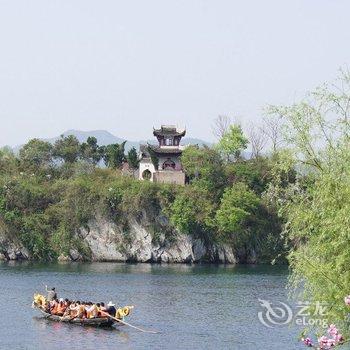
[0, 262, 304, 350]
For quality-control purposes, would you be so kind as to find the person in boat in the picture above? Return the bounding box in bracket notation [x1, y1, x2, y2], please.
[68, 301, 78, 317]
[106, 301, 116, 317]
[96, 302, 106, 317]
[48, 298, 55, 312]
[99, 302, 107, 312]
[50, 299, 59, 315]
[56, 299, 66, 316]
[63, 298, 70, 309]
[43, 300, 51, 313]
[71, 301, 85, 318]
[62, 301, 72, 317]
[96, 303, 101, 316]
[86, 302, 99, 319]
[45, 286, 57, 301]
[84, 302, 90, 317]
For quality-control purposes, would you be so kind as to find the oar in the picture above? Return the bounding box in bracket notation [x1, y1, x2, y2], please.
[100, 311, 159, 334]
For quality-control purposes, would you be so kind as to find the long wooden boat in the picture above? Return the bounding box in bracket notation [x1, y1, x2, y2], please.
[33, 304, 117, 327]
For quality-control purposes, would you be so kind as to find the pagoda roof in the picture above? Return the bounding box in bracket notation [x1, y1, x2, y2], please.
[147, 144, 183, 155]
[153, 125, 186, 138]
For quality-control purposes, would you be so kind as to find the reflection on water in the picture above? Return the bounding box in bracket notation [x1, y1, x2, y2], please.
[0, 262, 302, 350]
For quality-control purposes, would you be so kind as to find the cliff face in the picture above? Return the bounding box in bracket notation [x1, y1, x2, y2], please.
[77, 218, 236, 263]
[0, 236, 29, 261]
[0, 216, 237, 264]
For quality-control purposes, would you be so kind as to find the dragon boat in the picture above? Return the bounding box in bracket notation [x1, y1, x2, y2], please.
[32, 294, 133, 328]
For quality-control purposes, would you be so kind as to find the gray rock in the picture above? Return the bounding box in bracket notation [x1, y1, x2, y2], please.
[8, 250, 17, 260]
[246, 249, 257, 264]
[127, 221, 153, 262]
[79, 217, 238, 264]
[216, 245, 237, 264]
[0, 214, 239, 264]
[69, 249, 83, 261]
[160, 234, 194, 263]
[192, 239, 207, 261]
[79, 219, 126, 261]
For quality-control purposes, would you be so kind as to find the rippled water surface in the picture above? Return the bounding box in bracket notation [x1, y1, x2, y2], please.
[0, 262, 303, 349]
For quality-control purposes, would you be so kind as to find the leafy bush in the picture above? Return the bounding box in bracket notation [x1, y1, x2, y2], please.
[216, 182, 259, 235]
[169, 186, 216, 237]
[0, 133, 286, 263]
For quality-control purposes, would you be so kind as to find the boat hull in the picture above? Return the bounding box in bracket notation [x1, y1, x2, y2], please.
[33, 305, 116, 327]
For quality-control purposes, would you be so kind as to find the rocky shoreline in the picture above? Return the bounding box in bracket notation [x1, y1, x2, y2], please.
[0, 217, 240, 264]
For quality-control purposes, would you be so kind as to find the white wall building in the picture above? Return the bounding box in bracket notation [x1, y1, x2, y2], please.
[138, 125, 186, 185]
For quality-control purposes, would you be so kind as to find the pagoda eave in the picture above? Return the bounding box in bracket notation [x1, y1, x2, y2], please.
[147, 144, 183, 155]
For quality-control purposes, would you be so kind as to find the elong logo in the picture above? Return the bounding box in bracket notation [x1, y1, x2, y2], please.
[257, 299, 328, 328]
[258, 299, 293, 328]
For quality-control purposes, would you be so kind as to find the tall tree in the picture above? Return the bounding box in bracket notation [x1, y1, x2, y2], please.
[217, 124, 249, 161]
[261, 115, 283, 153]
[268, 70, 350, 336]
[147, 146, 159, 170]
[247, 123, 267, 158]
[127, 147, 139, 169]
[19, 139, 53, 168]
[181, 145, 226, 196]
[102, 141, 126, 169]
[212, 115, 231, 139]
[169, 186, 216, 235]
[80, 136, 101, 165]
[0, 147, 18, 174]
[53, 135, 80, 164]
[216, 182, 259, 234]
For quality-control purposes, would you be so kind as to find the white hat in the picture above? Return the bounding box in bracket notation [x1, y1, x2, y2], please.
[107, 301, 115, 307]
[59, 298, 64, 302]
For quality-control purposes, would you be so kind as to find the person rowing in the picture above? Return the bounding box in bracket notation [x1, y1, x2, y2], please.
[45, 286, 57, 301]
[97, 302, 106, 316]
[69, 301, 85, 318]
[55, 299, 66, 316]
[50, 299, 59, 314]
[86, 302, 99, 318]
[106, 301, 117, 317]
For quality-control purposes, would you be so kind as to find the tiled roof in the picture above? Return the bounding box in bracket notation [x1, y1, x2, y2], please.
[153, 125, 186, 137]
[146, 144, 183, 155]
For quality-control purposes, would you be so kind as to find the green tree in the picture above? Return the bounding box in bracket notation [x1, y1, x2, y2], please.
[169, 186, 215, 235]
[101, 141, 126, 169]
[19, 139, 53, 168]
[215, 182, 264, 262]
[269, 70, 350, 335]
[224, 157, 274, 195]
[147, 146, 159, 170]
[181, 145, 226, 196]
[80, 137, 101, 165]
[0, 147, 18, 174]
[127, 147, 139, 169]
[217, 124, 249, 161]
[216, 182, 259, 235]
[53, 135, 81, 163]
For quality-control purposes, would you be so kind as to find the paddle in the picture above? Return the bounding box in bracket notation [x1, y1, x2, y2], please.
[100, 311, 159, 334]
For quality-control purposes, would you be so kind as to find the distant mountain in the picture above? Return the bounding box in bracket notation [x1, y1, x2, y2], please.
[12, 130, 212, 153]
[53, 129, 125, 145]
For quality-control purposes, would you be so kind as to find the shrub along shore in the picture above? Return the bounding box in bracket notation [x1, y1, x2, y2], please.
[0, 119, 293, 263]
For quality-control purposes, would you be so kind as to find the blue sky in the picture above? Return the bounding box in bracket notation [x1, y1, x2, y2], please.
[1, 0, 349, 146]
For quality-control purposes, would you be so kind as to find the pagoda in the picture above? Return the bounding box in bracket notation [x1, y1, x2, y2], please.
[139, 125, 186, 184]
